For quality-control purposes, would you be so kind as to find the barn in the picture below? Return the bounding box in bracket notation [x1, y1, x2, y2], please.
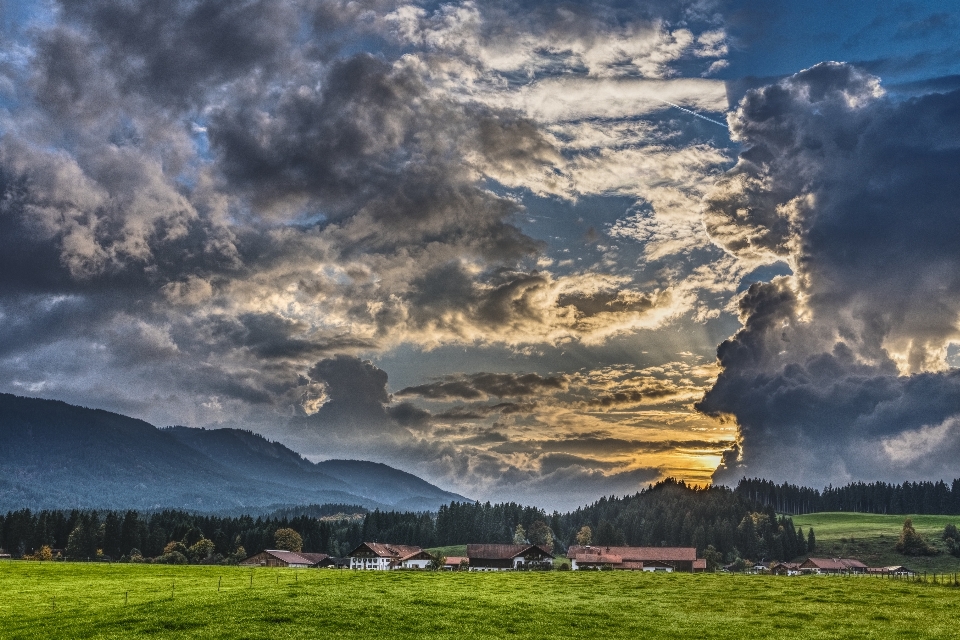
[239, 549, 330, 568]
[466, 544, 554, 571]
[566, 545, 701, 572]
[800, 558, 868, 574]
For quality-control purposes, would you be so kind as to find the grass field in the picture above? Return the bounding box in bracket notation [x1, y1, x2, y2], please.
[792, 512, 960, 572]
[2, 562, 960, 639]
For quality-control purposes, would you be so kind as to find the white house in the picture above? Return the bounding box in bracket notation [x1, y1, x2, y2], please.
[347, 542, 431, 570]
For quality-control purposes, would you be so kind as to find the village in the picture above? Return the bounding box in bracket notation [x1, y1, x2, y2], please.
[237, 542, 916, 576]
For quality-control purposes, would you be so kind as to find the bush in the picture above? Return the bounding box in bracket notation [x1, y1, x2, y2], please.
[895, 519, 937, 556]
[157, 551, 188, 565]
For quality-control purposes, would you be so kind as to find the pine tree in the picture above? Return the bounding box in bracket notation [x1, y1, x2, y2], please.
[807, 527, 816, 553]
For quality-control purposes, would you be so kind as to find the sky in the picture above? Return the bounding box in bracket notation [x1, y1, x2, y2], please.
[1, 0, 959, 511]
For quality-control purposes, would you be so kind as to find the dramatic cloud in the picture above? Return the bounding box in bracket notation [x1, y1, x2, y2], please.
[8, 1, 956, 508]
[699, 62, 960, 486]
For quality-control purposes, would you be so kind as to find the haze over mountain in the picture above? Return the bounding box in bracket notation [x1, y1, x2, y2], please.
[0, 394, 468, 513]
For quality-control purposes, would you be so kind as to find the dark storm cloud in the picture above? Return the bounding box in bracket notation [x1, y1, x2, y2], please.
[396, 371, 568, 400]
[52, 0, 302, 108]
[208, 53, 425, 212]
[386, 401, 432, 428]
[699, 62, 960, 485]
[309, 355, 389, 406]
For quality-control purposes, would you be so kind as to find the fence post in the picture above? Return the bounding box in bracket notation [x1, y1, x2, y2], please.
[218, 576, 222, 592]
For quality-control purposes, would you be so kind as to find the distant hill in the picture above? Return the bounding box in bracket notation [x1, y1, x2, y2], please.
[0, 393, 468, 512]
[791, 512, 960, 573]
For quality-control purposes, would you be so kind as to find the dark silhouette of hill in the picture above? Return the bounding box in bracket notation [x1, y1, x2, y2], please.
[0, 393, 467, 512]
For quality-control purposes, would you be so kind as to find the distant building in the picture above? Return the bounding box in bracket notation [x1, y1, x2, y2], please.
[239, 550, 332, 568]
[466, 544, 554, 571]
[770, 562, 802, 576]
[443, 556, 468, 571]
[566, 545, 701, 572]
[866, 565, 914, 576]
[347, 542, 432, 570]
[800, 558, 868, 574]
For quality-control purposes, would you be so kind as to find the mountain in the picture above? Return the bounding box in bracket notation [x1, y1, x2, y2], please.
[0, 393, 468, 512]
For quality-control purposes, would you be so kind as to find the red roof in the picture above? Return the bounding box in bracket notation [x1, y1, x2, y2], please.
[801, 558, 867, 570]
[348, 542, 424, 559]
[567, 545, 697, 563]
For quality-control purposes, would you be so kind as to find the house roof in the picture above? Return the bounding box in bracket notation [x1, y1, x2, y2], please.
[259, 549, 314, 565]
[466, 544, 554, 560]
[348, 542, 424, 559]
[297, 552, 331, 564]
[802, 557, 867, 570]
[567, 545, 697, 562]
[693, 559, 707, 570]
[444, 556, 468, 565]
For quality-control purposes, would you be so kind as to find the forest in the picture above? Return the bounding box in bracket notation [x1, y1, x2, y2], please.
[1, 479, 811, 565]
[5, 476, 960, 564]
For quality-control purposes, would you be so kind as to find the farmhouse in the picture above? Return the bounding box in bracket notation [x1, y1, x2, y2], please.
[239, 550, 332, 568]
[347, 542, 432, 570]
[466, 544, 554, 570]
[800, 558, 868, 574]
[566, 545, 702, 572]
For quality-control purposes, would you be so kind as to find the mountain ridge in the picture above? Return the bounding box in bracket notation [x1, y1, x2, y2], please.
[0, 393, 468, 512]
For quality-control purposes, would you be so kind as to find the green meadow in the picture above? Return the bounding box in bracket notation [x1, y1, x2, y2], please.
[2, 562, 959, 639]
[792, 512, 960, 572]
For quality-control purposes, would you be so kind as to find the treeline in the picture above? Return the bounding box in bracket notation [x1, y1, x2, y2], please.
[0, 508, 364, 561]
[735, 478, 960, 515]
[1, 480, 807, 563]
[556, 479, 809, 563]
[372, 479, 809, 563]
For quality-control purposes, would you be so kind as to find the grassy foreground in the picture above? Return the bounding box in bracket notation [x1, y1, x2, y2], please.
[2, 562, 960, 639]
[792, 512, 960, 572]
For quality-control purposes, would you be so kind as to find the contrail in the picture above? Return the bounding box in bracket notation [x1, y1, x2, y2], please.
[660, 100, 729, 128]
